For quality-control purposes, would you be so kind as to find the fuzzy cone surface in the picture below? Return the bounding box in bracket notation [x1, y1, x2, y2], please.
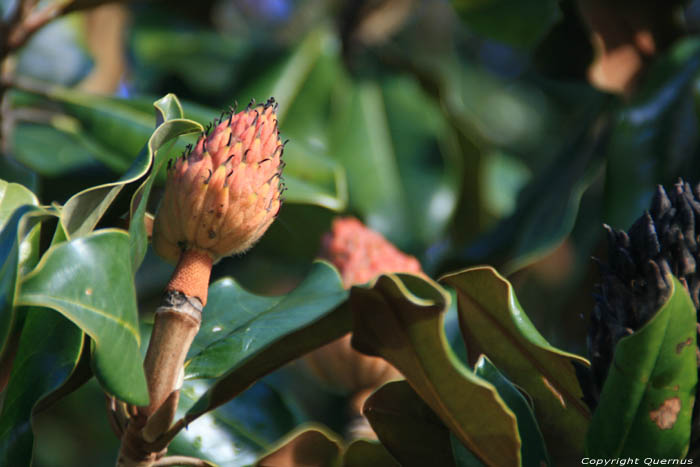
[322, 217, 422, 288]
[305, 217, 421, 397]
[153, 99, 285, 263]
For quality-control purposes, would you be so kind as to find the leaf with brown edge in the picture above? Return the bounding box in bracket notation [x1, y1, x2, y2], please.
[350, 273, 520, 466]
[442, 266, 591, 461]
[255, 426, 342, 467]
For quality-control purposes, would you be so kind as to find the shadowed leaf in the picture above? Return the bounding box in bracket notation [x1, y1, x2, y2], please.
[442, 266, 590, 460]
[256, 426, 342, 467]
[350, 273, 520, 465]
[363, 380, 455, 467]
[185, 261, 350, 418]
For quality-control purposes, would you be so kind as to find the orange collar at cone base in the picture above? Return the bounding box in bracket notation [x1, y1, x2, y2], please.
[166, 249, 213, 306]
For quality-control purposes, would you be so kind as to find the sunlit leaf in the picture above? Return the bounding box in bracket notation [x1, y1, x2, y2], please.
[128, 94, 203, 271]
[17, 229, 148, 405]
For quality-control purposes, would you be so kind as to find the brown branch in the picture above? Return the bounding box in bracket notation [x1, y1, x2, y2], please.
[116, 286, 205, 467]
[7, 1, 72, 51]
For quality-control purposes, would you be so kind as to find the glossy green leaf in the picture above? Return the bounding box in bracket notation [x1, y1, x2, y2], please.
[185, 261, 350, 418]
[0, 180, 38, 229]
[342, 440, 399, 467]
[350, 274, 520, 465]
[170, 378, 305, 466]
[0, 308, 84, 465]
[474, 356, 550, 467]
[451, 0, 559, 49]
[363, 380, 455, 467]
[0, 206, 46, 368]
[17, 229, 148, 405]
[442, 266, 591, 460]
[0, 182, 43, 367]
[606, 38, 700, 229]
[256, 426, 343, 467]
[128, 94, 203, 271]
[585, 277, 697, 457]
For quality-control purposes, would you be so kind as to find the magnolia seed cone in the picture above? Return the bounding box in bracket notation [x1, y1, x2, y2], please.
[153, 99, 285, 264]
[305, 217, 420, 395]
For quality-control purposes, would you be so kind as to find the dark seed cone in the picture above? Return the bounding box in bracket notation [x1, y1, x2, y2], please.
[588, 179, 700, 448]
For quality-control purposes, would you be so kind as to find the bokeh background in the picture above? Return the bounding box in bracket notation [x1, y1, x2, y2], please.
[3, 0, 700, 465]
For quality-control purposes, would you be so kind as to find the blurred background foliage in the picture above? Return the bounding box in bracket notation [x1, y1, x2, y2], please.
[2, 0, 700, 465]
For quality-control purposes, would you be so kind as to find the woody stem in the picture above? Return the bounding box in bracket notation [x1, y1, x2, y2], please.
[116, 249, 213, 466]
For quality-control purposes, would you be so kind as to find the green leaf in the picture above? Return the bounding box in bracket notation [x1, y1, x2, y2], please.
[52, 92, 202, 247]
[474, 356, 551, 467]
[342, 440, 399, 467]
[350, 274, 520, 465]
[9, 121, 108, 176]
[607, 38, 700, 229]
[585, 276, 697, 457]
[328, 74, 460, 250]
[448, 100, 607, 274]
[255, 426, 343, 467]
[0, 156, 38, 193]
[131, 23, 248, 98]
[442, 266, 591, 460]
[128, 94, 203, 271]
[0, 180, 38, 230]
[236, 27, 331, 126]
[170, 378, 305, 466]
[450, 433, 485, 467]
[0, 308, 84, 465]
[363, 380, 455, 467]
[451, 0, 560, 49]
[0, 182, 43, 367]
[185, 261, 350, 418]
[17, 229, 148, 405]
[279, 141, 348, 212]
[9, 90, 201, 242]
